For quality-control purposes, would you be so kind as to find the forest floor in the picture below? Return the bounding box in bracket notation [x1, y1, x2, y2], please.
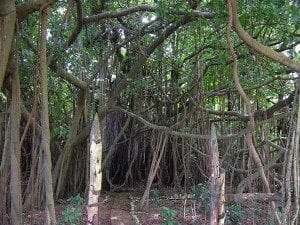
[24, 188, 278, 225]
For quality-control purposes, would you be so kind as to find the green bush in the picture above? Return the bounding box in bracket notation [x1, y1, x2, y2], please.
[226, 203, 245, 224]
[62, 206, 83, 225]
[67, 194, 84, 205]
[191, 182, 211, 209]
[160, 206, 177, 225]
[150, 188, 161, 204]
[60, 194, 84, 225]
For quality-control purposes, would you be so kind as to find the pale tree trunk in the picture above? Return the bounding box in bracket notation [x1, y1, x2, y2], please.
[39, 6, 56, 225]
[0, 0, 16, 90]
[9, 37, 22, 225]
[291, 91, 300, 224]
[87, 113, 102, 225]
[209, 123, 219, 225]
[283, 86, 300, 225]
[291, 89, 300, 224]
[209, 124, 226, 225]
[218, 171, 226, 225]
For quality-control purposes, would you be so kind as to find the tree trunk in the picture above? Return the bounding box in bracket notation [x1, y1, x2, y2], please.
[39, 6, 56, 225]
[209, 123, 219, 225]
[9, 38, 22, 225]
[218, 171, 226, 225]
[87, 113, 102, 225]
[0, 0, 16, 90]
[0, 116, 11, 225]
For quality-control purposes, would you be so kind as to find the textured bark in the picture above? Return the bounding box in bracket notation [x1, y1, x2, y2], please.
[9, 41, 22, 225]
[39, 7, 56, 225]
[291, 91, 300, 224]
[218, 171, 226, 225]
[87, 114, 102, 225]
[283, 87, 300, 225]
[209, 123, 219, 225]
[16, 0, 56, 23]
[0, 0, 16, 90]
[0, 117, 11, 225]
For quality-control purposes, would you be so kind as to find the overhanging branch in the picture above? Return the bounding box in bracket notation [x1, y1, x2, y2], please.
[228, 0, 300, 72]
[83, 4, 214, 24]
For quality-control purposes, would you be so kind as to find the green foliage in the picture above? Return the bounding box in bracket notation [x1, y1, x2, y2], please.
[160, 206, 177, 225]
[53, 125, 69, 139]
[61, 207, 82, 225]
[252, 201, 263, 216]
[265, 210, 283, 225]
[225, 203, 245, 224]
[150, 188, 161, 204]
[191, 182, 210, 209]
[60, 194, 84, 225]
[67, 194, 84, 205]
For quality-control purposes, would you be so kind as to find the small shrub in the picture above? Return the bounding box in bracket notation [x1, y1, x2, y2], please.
[266, 210, 283, 225]
[150, 188, 161, 204]
[62, 206, 82, 225]
[253, 201, 263, 216]
[226, 202, 245, 224]
[160, 206, 177, 225]
[191, 182, 210, 209]
[67, 194, 84, 205]
[61, 194, 84, 225]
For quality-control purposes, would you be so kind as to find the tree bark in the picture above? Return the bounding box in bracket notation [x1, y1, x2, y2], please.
[39, 6, 56, 225]
[207, 126, 227, 225]
[291, 89, 300, 224]
[9, 38, 22, 225]
[218, 171, 226, 225]
[87, 113, 102, 225]
[0, 117, 11, 225]
[0, 0, 16, 90]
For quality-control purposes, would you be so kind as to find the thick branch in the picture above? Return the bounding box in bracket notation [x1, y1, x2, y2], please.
[49, 62, 87, 90]
[205, 90, 294, 122]
[0, 0, 15, 16]
[65, 0, 83, 48]
[229, 0, 300, 72]
[16, 0, 56, 23]
[113, 106, 248, 140]
[100, 16, 192, 119]
[206, 75, 297, 98]
[83, 5, 214, 24]
[23, 35, 87, 90]
[0, 0, 16, 90]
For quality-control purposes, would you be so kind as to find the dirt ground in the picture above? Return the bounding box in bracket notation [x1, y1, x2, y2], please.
[24, 188, 278, 225]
